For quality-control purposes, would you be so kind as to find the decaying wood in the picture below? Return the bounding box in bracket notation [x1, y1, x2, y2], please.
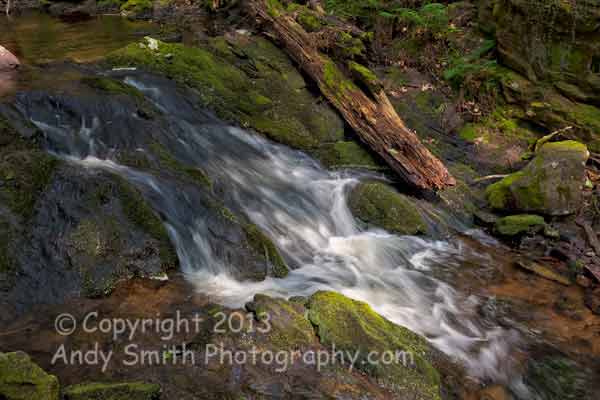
[576, 218, 600, 256]
[246, 0, 455, 191]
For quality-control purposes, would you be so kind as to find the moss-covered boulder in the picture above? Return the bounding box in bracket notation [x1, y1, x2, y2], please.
[494, 214, 545, 236]
[0, 352, 60, 400]
[106, 36, 344, 153]
[349, 181, 426, 235]
[486, 141, 589, 215]
[316, 141, 385, 170]
[307, 291, 441, 400]
[479, 0, 600, 103]
[63, 382, 161, 400]
[245, 294, 317, 350]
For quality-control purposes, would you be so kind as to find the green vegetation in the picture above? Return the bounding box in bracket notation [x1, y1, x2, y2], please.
[107, 37, 343, 152]
[63, 382, 161, 400]
[317, 141, 384, 170]
[349, 182, 426, 235]
[246, 294, 315, 349]
[81, 76, 145, 102]
[148, 142, 211, 189]
[120, 0, 153, 15]
[494, 214, 545, 236]
[0, 352, 60, 400]
[243, 224, 289, 278]
[307, 291, 441, 399]
[486, 140, 588, 215]
[115, 178, 178, 269]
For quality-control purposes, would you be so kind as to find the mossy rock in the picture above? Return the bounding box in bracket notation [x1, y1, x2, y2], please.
[63, 382, 161, 400]
[316, 141, 384, 170]
[148, 142, 211, 189]
[307, 291, 441, 400]
[0, 352, 60, 400]
[106, 36, 343, 152]
[245, 294, 316, 350]
[349, 181, 425, 235]
[494, 214, 545, 236]
[0, 114, 60, 220]
[81, 76, 144, 101]
[486, 140, 589, 215]
[114, 177, 177, 269]
[212, 204, 289, 280]
[242, 223, 289, 278]
[525, 356, 588, 400]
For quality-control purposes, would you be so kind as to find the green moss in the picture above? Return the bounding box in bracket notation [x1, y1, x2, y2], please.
[107, 37, 343, 153]
[526, 357, 587, 400]
[297, 9, 322, 32]
[148, 142, 211, 189]
[115, 178, 177, 269]
[322, 59, 358, 101]
[64, 382, 161, 400]
[486, 171, 523, 209]
[494, 214, 545, 236]
[0, 150, 60, 219]
[307, 291, 441, 399]
[0, 352, 60, 400]
[317, 141, 384, 170]
[120, 0, 153, 14]
[246, 294, 315, 350]
[347, 61, 381, 94]
[458, 124, 478, 142]
[243, 224, 289, 278]
[349, 182, 426, 235]
[81, 76, 144, 100]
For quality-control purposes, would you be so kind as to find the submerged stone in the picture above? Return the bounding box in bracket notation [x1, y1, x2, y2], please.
[0, 352, 60, 400]
[486, 141, 589, 216]
[349, 181, 426, 235]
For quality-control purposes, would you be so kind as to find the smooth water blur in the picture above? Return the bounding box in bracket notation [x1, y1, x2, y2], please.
[0, 11, 156, 65]
[17, 72, 528, 395]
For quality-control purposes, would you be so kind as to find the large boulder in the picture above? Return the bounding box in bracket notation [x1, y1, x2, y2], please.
[0, 46, 20, 72]
[106, 36, 344, 154]
[486, 141, 589, 216]
[349, 181, 426, 235]
[307, 291, 442, 399]
[0, 352, 60, 400]
[479, 0, 600, 103]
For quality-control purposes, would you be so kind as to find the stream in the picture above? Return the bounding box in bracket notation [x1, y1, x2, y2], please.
[1, 11, 597, 400]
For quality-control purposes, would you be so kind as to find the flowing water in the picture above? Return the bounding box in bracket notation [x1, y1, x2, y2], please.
[10, 69, 530, 396]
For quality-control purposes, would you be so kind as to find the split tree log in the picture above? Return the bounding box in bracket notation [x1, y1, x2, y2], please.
[246, 0, 455, 191]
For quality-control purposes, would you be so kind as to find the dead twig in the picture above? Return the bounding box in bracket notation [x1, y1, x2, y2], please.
[473, 174, 509, 183]
[576, 218, 600, 256]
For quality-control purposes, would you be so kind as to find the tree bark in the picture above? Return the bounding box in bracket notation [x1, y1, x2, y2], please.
[246, 1, 455, 191]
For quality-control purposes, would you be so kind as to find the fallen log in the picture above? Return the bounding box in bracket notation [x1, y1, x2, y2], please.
[245, 0, 455, 191]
